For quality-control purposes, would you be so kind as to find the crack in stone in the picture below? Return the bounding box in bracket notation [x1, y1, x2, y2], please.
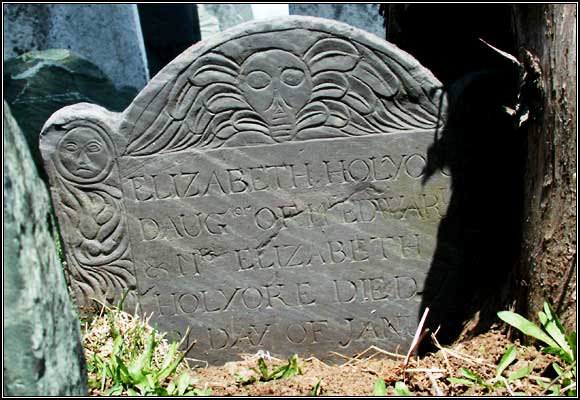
[253, 182, 387, 255]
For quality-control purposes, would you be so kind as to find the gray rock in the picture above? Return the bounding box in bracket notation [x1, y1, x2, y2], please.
[4, 49, 137, 172]
[40, 17, 450, 364]
[3, 3, 148, 91]
[289, 4, 385, 38]
[4, 100, 87, 396]
[198, 4, 254, 39]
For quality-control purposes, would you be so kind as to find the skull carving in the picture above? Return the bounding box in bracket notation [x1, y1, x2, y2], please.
[240, 50, 312, 142]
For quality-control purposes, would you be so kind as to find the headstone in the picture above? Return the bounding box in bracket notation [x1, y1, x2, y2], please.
[289, 4, 385, 39]
[198, 4, 254, 40]
[3, 3, 148, 91]
[4, 100, 87, 396]
[40, 17, 450, 364]
[4, 49, 137, 172]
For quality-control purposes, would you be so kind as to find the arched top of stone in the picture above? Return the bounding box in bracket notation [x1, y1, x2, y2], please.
[119, 16, 447, 156]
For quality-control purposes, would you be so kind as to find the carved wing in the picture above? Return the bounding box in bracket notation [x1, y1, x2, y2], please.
[295, 38, 444, 140]
[123, 53, 275, 156]
[121, 27, 445, 155]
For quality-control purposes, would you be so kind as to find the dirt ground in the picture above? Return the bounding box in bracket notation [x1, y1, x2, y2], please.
[189, 329, 556, 396]
[83, 309, 563, 396]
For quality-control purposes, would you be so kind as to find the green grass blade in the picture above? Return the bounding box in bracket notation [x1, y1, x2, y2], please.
[177, 370, 192, 396]
[308, 379, 322, 396]
[373, 378, 387, 396]
[497, 311, 559, 348]
[542, 347, 574, 364]
[106, 308, 120, 340]
[257, 358, 270, 380]
[158, 342, 178, 374]
[128, 330, 156, 381]
[508, 365, 532, 381]
[496, 345, 517, 378]
[394, 381, 411, 396]
[279, 355, 301, 379]
[448, 377, 475, 386]
[105, 383, 123, 396]
[540, 307, 574, 362]
[460, 367, 483, 384]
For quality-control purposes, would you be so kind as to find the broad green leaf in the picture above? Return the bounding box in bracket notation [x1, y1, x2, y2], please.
[115, 355, 132, 385]
[166, 380, 176, 395]
[540, 303, 574, 361]
[105, 383, 123, 396]
[192, 387, 213, 396]
[111, 335, 124, 358]
[536, 379, 549, 389]
[127, 387, 139, 396]
[553, 363, 564, 375]
[373, 378, 387, 396]
[177, 371, 192, 396]
[542, 347, 574, 364]
[566, 332, 576, 361]
[128, 330, 156, 381]
[460, 367, 484, 384]
[507, 365, 532, 381]
[496, 345, 517, 378]
[158, 342, 178, 373]
[394, 381, 412, 396]
[497, 311, 559, 348]
[156, 344, 188, 383]
[447, 377, 475, 386]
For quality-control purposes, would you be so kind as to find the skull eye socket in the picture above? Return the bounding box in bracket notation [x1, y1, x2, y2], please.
[246, 70, 271, 90]
[281, 68, 305, 87]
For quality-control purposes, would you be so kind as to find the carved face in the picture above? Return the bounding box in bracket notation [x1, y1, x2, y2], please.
[58, 127, 112, 181]
[240, 50, 312, 142]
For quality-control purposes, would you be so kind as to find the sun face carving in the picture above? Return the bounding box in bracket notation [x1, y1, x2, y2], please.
[240, 50, 313, 142]
[56, 125, 114, 183]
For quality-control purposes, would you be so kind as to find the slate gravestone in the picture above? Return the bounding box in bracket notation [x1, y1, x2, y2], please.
[40, 17, 450, 364]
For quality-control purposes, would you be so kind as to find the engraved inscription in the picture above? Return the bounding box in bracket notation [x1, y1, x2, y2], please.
[40, 17, 449, 364]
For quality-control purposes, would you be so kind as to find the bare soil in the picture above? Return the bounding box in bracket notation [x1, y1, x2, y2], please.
[189, 329, 556, 396]
[83, 309, 561, 396]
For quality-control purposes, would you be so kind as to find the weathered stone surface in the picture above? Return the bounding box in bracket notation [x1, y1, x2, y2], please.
[4, 49, 137, 171]
[40, 17, 450, 364]
[289, 4, 384, 38]
[4, 100, 87, 395]
[198, 4, 254, 39]
[3, 3, 148, 91]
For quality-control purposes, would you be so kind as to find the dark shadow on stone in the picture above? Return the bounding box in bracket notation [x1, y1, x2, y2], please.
[383, 4, 525, 352]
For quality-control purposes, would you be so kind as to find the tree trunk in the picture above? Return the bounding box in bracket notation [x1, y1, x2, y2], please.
[512, 4, 577, 331]
[380, 4, 577, 338]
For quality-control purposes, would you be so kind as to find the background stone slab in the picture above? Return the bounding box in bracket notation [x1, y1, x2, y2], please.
[4, 49, 136, 172]
[289, 4, 384, 38]
[4, 100, 87, 396]
[3, 3, 148, 91]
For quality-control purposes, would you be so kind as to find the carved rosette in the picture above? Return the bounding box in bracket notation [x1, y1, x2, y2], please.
[40, 105, 137, 310]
